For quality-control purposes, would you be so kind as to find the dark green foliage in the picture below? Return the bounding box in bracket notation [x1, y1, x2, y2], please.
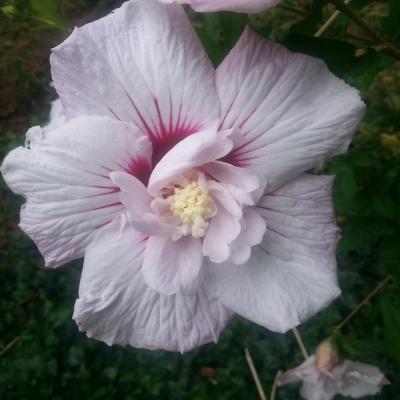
[195, 12, 248, 65]
[382, 0, 400, 38]
[1, 1, 400, 399]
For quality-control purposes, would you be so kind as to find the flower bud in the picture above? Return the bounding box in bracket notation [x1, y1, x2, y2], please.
[315, 340, 339, 372]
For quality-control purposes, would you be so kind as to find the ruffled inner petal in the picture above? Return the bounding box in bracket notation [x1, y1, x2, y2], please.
[148, 126, 233, 195]
[204, 160, 259, 205]
[202, 181, 242, 263]
[109, 171, 169, 236]
[228, 207, 266, 265]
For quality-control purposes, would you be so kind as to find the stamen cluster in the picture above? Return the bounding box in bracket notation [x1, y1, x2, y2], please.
[168, 178, 214, 238]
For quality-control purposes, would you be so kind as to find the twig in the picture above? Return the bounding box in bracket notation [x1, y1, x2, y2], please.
[342, 32, 372, 43]
[278, 4, 308, 17]
[333, 275, 392, 333]
[0, 336, 20, 358]
[329, 0, 400, 60]
[270, 370, 282, 400]
[314, 0, 353, 37]
[292, 327, 309, 360]
[244, 348, 267, 400]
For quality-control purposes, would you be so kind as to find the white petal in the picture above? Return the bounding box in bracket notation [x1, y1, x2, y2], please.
[44, 99, 66, 132]
[148, 126, 232, 195]
[142, 235, 203, 295]
[337, 360, 389, 398]
[301, 378, 336, 400]
[203, 204, 240, 263]
[206, 174, 340, 332]
[203, 182, 242, 263]
[159, 0, 282, 13]
[217, 28, 365, 191]
[110, 171, 151, 213]
[228, 207, 266, 265]
[204, 160, 259, 205]
[279, 356, 336, 400]
[110, 170, 171, 236]
[74, 215, 231, 353]
[278, 356, 319, 385]
[1, 116, 151, 267]
[51, 0, 219, 165]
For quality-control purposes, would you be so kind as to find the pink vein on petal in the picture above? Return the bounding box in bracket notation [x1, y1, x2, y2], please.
[150, 97, 201, 166]
[82, 188, 120, 199]
[256, 205, 282, 214]
[258, 244, 271, 256]
[89, 201, 122, 212]
[221, 129, 270, 167]
[267, 226, 288, 238]
[125, 156, 152, 186]
[95, 220, 113, 230]
[107, 105, 122, 121]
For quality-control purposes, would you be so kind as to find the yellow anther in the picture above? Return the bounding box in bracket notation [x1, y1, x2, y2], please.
[168, 180, 214, 238]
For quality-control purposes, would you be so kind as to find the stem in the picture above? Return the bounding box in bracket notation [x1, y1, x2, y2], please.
[330, 0, 400, 60]
[292, 327, 309, 360]
[333, 275, 392, 334]
[270, 370, 282, 400]
[315, 0, 353, 37]
[278, 4, 308, 17]
[0, 336, 20, 358]
[244, 348, 268, 400]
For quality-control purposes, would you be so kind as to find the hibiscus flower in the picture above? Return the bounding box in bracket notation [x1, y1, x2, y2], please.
[1, 0, 365, 352]
[278, 341, 389, 399]
[159, 0, 283, 13]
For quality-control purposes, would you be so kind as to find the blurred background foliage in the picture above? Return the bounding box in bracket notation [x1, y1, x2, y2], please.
[0, 0, 399, 399]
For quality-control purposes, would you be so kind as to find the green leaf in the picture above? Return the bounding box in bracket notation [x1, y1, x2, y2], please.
[195, 25, 225, 66]
[1, 5, 15, 18]
[371, 191, 396, 219]
[333, 165, 358, 212]
[338, 217, 395, 255]
[380, 296, 400, 361]
[32, 0, 66, 29]
[280, 34, 393, 91]
[290, 0, 328, 35]
[219, 12, 247, 53]
[344, 51, 394, 92]
[382, 0, 400, 37]
[204, 13, 221, 40]
[197, 12, 247, 67]
[379, 237, 400, 280]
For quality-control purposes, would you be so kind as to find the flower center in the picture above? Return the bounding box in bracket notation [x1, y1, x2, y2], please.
[168, 178, 215, 238]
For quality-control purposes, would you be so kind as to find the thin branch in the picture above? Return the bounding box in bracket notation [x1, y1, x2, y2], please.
[314, 0, 353, 37]
[329, 0, 400, 60]
[292, 327, 309, 360]
[245, 348, 268, 400]
[334, 275, 392, 334]
[342, 32, 373, 43]
[278, 4, 308, 17]
[270, 370, 282, 400]
[0, 336, 20, 358]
